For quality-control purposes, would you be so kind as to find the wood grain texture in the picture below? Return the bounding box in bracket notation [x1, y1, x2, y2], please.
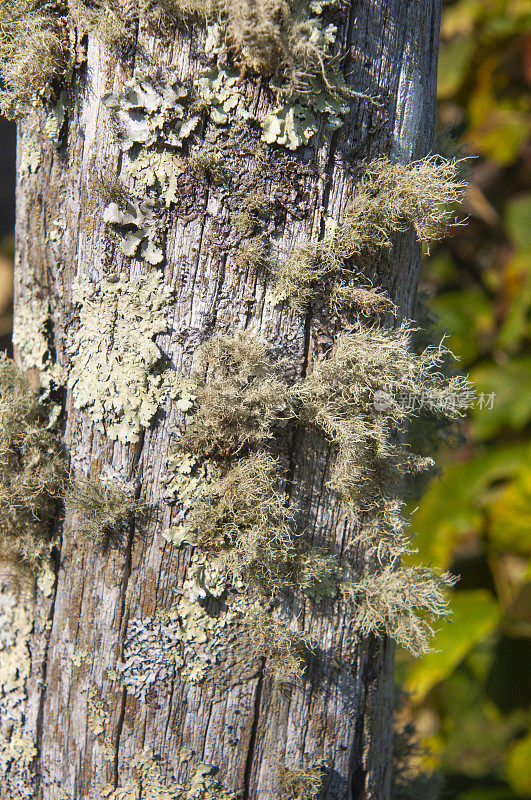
[13, 1, 441, 797]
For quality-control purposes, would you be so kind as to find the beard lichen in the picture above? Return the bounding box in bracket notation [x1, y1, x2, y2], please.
[0, 0, 69, 118]
[67, 272, 174, 444]
[278, 764, 325, 800]
[0, 355, 66, 571]
[271, 156, 467, 309]
[65, 476, 141, 545]
[179, 332, 294, 459]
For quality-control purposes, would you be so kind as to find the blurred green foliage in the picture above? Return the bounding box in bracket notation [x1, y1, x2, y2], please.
[399, 1, 531, 797]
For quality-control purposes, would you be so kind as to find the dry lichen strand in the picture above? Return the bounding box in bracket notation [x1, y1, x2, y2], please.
[0, 355, 66, 569]
[271, 156, 467, 309]
[0, 0, 69, 118]
[278, 764, 325, 800]
[67, 272, 174, 443]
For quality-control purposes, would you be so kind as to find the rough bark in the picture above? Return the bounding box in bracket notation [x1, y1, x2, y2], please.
[12, 1, 441, 798]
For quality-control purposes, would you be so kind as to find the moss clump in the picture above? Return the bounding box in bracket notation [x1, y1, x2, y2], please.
[244, 607, 314, 682]
[278, 764, 324, 800]
[0, 355, 66, 569]
[272, 156, 466, 309]
[0, 0, 69, 118]
[179, 332, 293, 459]
[66, 478, 141, 542]
[186, 452, 297, 589]
[343, 567, 457, 657]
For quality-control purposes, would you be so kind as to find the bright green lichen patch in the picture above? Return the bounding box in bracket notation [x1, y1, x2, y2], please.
[67, 272, 174, 443]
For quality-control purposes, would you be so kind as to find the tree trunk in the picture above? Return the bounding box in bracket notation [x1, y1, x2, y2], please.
[10, 1, 441, 798]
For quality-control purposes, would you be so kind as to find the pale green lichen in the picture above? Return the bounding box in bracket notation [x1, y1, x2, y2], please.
[103, 200, 164, 264]
[124, 148, 186, 207]
[67, 273, 174, 443]
[0, 575, 36, 799]
[117, 556, 261, 693]
[102, 71, 200, 150]
[102, 748, 239, 800]
[342, 567, 457, 657]
[196, 66, 252, 126]
[13, 296, 52, 372]
[88, 686, 110, 736]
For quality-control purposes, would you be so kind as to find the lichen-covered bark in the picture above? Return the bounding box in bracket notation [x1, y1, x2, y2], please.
[13, 1, 441, 798]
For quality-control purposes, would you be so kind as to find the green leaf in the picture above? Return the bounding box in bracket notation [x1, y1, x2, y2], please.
[470, 358, 531, 439]
[506, 728, 531, 797]
[410, 443, 529, 568]
[405, 590, 502, 702]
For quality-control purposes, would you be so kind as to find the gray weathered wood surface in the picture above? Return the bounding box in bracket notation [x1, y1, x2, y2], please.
[13, 1, 441, 797]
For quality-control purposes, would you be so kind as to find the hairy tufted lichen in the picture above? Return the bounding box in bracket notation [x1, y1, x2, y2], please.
[185, 451, 298, 589]
[278, 764, 325, 800]
[66, 476, 141, 544]
[272, 156, 466, 309]
[0, 355, 66, 570]
[0, 0, 69, 118]
[244, 606, 315, 682]
[298, 321, 474, 510]
[342, 567, 457, 657]
[67, 272, 174, 443]
[179, 332, 293, 459]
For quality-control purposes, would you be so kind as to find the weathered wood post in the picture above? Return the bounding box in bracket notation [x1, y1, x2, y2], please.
[1, 1, 453, 798]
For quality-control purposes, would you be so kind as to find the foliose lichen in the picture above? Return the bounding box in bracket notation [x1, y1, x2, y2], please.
[67, 272, 174, 443]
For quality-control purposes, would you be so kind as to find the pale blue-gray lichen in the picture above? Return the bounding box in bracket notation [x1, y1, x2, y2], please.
[67, 272, 174, 444]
